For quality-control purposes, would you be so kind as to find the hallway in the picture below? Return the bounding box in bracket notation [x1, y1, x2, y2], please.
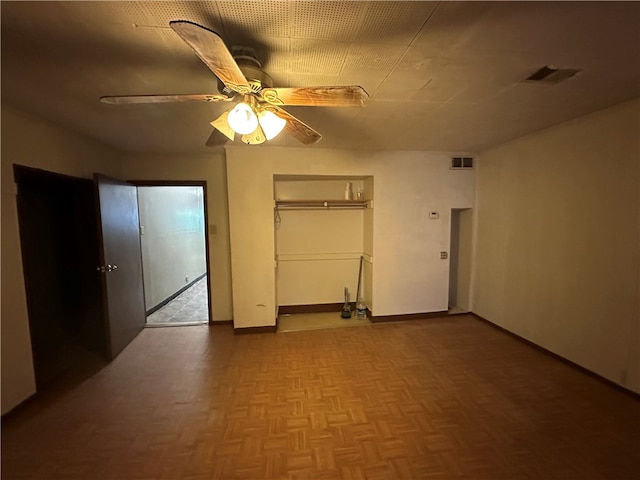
[146, 276, 209, 326]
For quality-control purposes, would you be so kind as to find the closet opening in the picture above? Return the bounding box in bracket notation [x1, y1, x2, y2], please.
[273, 175, 374, 332]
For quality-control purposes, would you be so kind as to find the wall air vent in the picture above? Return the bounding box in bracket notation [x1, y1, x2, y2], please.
[524, 65, 582, 84]
[451, 156, 473, 169]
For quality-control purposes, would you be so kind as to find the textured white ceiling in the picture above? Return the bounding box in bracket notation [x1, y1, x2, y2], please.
[1, 1, 639, 153]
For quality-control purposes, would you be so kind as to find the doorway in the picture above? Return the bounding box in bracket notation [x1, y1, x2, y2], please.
[449, 208, 473, 314]
[133, 183, 212, 326]
[14, 165, 108, 389]
[13, 168, 209, 392]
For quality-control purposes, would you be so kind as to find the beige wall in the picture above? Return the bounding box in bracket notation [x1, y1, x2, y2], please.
[226, 147, 476, 329]
[473, 98, 640, 393]
[120, 152, 233, 321]
[1, 105, 122, 414]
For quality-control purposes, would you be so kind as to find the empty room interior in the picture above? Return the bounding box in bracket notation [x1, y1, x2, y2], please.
[1, 1, 639, 479]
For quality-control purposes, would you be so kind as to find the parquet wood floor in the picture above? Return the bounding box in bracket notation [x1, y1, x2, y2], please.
[2, 315, 639, 479]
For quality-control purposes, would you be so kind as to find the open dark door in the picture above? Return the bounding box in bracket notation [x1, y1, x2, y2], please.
[15, 165, 108, 389]
[95, 174, 146, 359]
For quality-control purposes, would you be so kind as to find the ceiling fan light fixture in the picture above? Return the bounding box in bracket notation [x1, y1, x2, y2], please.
[102, 21, 367, 146]
[258, 110, 286, 140]
[227, 102, 258, 135]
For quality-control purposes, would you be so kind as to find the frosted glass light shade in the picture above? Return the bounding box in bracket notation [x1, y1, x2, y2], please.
[227, 102, 258, 135]
[258, 110, 286, 140]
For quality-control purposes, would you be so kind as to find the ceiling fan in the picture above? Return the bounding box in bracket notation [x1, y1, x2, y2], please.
[100, 20, 369, 146]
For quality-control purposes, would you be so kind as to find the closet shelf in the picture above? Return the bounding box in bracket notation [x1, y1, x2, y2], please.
[275, 199, 370, 210]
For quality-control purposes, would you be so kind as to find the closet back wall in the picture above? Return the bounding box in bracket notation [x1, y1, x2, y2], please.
[275, 179, 367, 307]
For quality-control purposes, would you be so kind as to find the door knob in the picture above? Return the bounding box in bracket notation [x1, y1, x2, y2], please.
[97, 264, 119, 273]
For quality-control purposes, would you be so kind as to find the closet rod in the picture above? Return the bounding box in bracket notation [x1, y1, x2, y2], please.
[275, 200, 368, 210]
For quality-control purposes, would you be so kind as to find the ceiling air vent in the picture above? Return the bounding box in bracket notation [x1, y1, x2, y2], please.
[524, 65, 582, 84]
[451, 156, 473, 169]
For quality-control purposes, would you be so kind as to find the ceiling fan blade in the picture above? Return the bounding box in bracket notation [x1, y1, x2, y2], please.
[261, 86, 368, 107]
[205, 129, 229, 147]
[210, 110, 235, 141]
[100, 94, 232, 104]
[170, 21, 251, 95]
[269, 106, 321, 145]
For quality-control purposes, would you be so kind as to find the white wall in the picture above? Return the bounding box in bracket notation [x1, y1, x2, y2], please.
[120, 152, 233, 321]
[473, 98, 640, 393]
[138, 186, 207, 310]
[1, 104, 122, 414]
[226, 147, 475, 329]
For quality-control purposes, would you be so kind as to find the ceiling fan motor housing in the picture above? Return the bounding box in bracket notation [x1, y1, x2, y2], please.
[218, 48, 273, 96]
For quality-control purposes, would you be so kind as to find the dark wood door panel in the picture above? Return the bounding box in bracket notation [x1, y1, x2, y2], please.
[95, 174, 146, 358]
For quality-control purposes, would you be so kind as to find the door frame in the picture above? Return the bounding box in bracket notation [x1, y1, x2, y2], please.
[448, 207, 473, 313]
[128, 180, 213, 325]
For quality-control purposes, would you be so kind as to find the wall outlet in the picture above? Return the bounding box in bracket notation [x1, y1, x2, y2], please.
[440, 252, 448, 259]
[185, 276, 189, 283]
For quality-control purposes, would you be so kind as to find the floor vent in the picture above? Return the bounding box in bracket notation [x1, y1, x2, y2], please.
[451, 156, 474, 169]
[524, 65, 581, 83]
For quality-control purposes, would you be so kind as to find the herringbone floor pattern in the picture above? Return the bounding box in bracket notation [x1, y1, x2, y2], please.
[2, 315, 639, 479]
